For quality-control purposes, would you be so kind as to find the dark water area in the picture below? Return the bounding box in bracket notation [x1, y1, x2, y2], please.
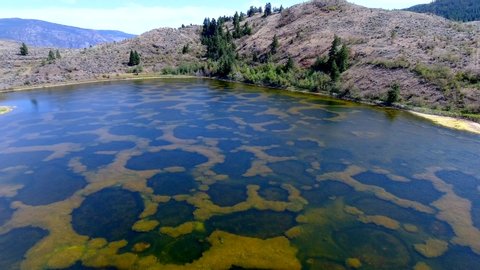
[0, 78, 479, 269]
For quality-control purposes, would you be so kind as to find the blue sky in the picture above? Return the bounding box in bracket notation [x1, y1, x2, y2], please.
[0, 0, 431, 34]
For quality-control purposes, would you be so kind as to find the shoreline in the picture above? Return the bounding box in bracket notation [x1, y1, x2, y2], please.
[410, 112, 480, 135]
[1, 74, 479, 135]
[0, 74, 201, 94]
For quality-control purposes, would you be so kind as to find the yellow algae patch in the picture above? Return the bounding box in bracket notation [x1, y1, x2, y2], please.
[285, 226, 303, 239]
[317, 165, 435, 214]
[176, 230, 301, 270]
[132, 219, 159, 232]
[0, 106, 13, 115]
[345, 258, 362, 269]
[187, 184, 307, 221]
[46, 246, 85, 269]
[344, 206, 364, 216]
[415, 167, 480, 254]
[358, 215, 400, 230]
[404, 224, 419, 233]
[414, 262, 432, 270]
[414, 238, 449, 258]
[344, 205, 400, 230]
[198, 185, 209, 191]
[159, 221, 205, 238]
[140, 200, 158, 219]
[132, 242, 151, 253]
[88, 238, 108, 249]
[82, 240, 138, 269]
[163, 166, 186, 173]
[411, 111, 480, 135]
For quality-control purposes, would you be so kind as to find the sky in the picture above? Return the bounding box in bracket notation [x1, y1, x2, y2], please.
[0, 0, 432, 34]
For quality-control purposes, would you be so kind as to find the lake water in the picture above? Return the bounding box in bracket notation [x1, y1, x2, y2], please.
[0, 79, 479, 270]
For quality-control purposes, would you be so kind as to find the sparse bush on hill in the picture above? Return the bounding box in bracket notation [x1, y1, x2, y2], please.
[386, 82, 401, 104]
[19, 42, 28, 56]
[47, 50, 56, 63]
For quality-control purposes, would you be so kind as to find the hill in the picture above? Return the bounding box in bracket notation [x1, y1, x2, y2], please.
[405, 0, 480, 22]
[1, 0, 479, 116]
[0, 18, 135, 48]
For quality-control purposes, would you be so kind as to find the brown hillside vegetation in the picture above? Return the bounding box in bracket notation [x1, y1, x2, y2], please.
[1, 0, 479, 114]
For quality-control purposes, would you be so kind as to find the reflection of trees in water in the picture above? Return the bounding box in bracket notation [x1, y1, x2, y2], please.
[30, 98, 38, 111]
[384, 109, 400, 122]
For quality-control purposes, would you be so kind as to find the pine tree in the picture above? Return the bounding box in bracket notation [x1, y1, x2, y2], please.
[328, 35, 341, 69]
[55, 49, 61, 59]
[128, 50, 140, 66]
[279, 5, 284, 12]
[284, 57, 294, 71]
[128, 50, 135, 66]
[330, 61, 340, 82]
[242, 22, 252, 36]
[264, 3, 272, 17]
[133, 51, 140, 65]
[182, 44, 190, 54]
[270, 35, 279, 55]
[47, 50, 56, 63]
[20, 42, 29, 56]
[336, 44, 349, 73]
[387, 82, 400, 104]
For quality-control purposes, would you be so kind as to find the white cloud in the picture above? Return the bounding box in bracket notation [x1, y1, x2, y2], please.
[0, 5, 233, 34]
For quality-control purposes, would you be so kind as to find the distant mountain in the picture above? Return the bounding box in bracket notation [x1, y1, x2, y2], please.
[0, 18, 135, 48]
[405, 0, 480, 22]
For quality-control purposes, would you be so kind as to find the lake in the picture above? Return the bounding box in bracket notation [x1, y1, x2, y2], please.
[0, 78, 479, 270]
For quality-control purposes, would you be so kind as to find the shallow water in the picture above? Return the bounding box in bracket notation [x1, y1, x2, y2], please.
[0, 79, 479, 269]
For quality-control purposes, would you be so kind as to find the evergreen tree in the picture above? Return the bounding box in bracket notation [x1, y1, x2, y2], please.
[233, 12, 241, 38]
[330, 61, 340, 82]
[243, 22, 252, 36]
[264, 3, 272, 17]
[201, 17, 237, 77]
[128, 50, 135, 66]
[247, 6, 256, 17]
[327, 35, 341, 69]
[47, 50, 56, 63]
[182, 44, 190, 54]
[386, 82, 400, 104]
[55, 49, 61, 59]
[270, 35, 279, 55]
[279, 5, 284, 12]
[336, 44, 349, 73]
[128, 50, 140, 66]
[284, 57, 295, 71]
[20, 42, 28, 56]
[133, 51, 140, 65]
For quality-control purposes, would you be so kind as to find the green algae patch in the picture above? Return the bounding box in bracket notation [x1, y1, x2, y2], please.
[414, 238, 449, 258]
[0, 106, 13, 115]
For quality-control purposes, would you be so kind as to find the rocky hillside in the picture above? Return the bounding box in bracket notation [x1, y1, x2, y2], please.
[0, 18, 134, 48]
[406, 0, 480, 22]
[1, 0, 479, 114]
